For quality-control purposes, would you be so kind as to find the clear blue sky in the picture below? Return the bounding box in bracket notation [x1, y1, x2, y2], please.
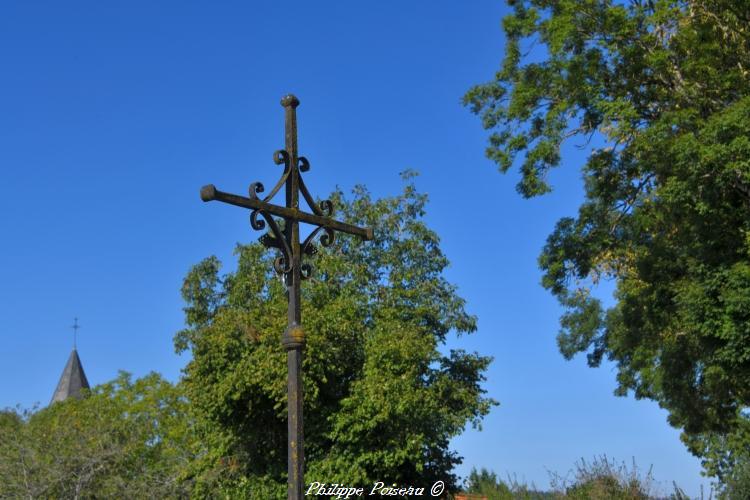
[0, 1, 712, 496]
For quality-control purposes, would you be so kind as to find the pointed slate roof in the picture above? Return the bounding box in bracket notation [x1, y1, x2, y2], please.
[50, 349, 90, 404]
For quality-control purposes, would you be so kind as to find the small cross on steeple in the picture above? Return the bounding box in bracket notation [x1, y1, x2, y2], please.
[71, 317, 81, 350]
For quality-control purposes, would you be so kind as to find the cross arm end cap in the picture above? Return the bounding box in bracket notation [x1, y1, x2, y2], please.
[200, 184, 217, 202]
[366, 227, 374, 240]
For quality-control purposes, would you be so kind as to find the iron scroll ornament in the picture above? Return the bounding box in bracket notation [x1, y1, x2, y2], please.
[247, 151, 336, 279]
[200, 153, 370, 280]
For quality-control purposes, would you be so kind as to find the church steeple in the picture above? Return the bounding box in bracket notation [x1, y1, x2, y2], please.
[50, 318, 90, 404]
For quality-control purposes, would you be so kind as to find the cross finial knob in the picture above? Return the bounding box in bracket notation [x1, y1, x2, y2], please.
[281, 94, 300, 108]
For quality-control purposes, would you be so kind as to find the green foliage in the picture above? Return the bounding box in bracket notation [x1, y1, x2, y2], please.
[465, 467, 513, 498]
[176, 175, 496, 497]
[463, 466, 553, 499]
[719, 453, 750, 500]
[0, 372, 194, 498]
[462, 458, 691, 499]
[551, 456, 656, 500]
[465, 0, 750, 482]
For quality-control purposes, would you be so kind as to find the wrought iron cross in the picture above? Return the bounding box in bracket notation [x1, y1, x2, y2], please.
[200, 94, 373, 500]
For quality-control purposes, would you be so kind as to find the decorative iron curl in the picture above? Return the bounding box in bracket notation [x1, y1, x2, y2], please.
[249, 182, 264, 200]
[274, 256, 289, 275]
[265, 217, 292, 274]
[300, 226, 325, 255]
[298, 156, 310, 172]
[298, 174, 335, 219]
[320, 227, 335, 247]
[319, 199, 334, 217]
[251, 150, 291, 205]
[274, 150, 290, 166]
[250, 210, 292, 274]
[298, 225, 336, 280]
[250, 209, 265, 230]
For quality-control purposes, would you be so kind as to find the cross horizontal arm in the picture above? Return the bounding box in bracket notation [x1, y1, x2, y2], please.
[201, 184, 373, 240]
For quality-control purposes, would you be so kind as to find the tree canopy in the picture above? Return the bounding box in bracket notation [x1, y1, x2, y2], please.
[465, 0, 750, 482]
[464, 467, 514, 498]
[175, 175, 496, 497]
[0, 372, 194, 498]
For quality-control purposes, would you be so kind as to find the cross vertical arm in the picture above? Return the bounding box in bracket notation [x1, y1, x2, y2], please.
[280, 95, 305, 500]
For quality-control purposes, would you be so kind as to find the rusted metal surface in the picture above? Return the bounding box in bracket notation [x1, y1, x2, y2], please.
[200, 95, 372, 500]
[200, 185, 373, 240]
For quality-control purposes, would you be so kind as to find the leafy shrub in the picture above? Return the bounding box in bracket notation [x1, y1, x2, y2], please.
[552, 456, 654, 499]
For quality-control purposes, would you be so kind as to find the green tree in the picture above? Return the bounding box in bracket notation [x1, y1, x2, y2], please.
[0, 372, 194, 498]
[719, 454, 750, 500]
[175, 174, 496, 498]
[465, 0, 750, 483]
[465, 467, 513, 499]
